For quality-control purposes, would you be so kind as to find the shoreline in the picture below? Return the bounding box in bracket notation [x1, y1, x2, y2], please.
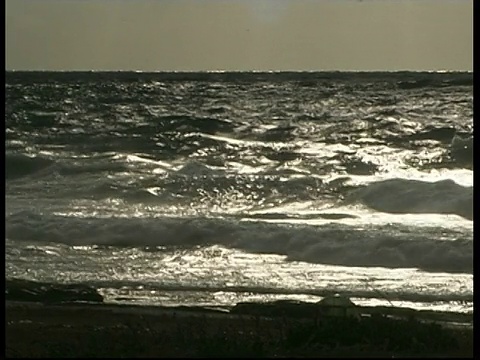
[6, 300, 473, 358]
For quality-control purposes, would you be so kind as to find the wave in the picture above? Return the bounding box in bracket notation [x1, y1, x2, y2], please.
[348, 178, 473, 220]
[5, 154, 55, 180]
[5, 153, 131, 181]
[153, 115, 234, 135]
[396, 77, 473, 90]
[5, 212, 472, 273]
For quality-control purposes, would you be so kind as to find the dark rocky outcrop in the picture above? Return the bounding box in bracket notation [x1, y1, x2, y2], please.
[5, 279, 104, 304]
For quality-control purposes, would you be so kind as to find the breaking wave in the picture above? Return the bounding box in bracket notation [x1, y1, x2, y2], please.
[5, 211, 472, 274]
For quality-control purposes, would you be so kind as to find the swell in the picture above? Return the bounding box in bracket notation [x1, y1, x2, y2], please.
[6, 150, 473, 223]
[5, 212, 473, 274]
[348, 178, 473, 220]
[5, 154, 55, 180]
[5, 153, 130, 180]
[6, 73, 473, 160]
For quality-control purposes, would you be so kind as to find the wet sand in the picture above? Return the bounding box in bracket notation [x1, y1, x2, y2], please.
[6, 301, 473, 358]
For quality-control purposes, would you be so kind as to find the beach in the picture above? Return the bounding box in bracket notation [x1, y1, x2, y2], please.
[6, 300, 473, 358]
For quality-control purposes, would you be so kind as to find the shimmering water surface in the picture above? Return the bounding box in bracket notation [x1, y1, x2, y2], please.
[5, 71, 473, 313]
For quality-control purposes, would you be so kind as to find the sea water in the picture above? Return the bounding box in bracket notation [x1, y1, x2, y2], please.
[5, 71, 473, 313]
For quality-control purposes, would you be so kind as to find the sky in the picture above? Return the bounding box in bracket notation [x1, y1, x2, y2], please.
[5, 0, 473, 71]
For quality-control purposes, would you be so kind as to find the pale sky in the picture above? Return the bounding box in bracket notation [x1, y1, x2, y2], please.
[5, 0, 473, 71]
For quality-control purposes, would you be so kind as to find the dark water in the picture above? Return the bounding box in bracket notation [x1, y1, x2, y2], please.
[5, 71, 473, 312]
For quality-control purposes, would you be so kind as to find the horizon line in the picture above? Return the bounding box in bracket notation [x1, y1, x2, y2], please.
[5, 69, 473, 74]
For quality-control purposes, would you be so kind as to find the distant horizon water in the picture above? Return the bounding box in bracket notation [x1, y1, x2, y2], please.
[5, 69, 473, 73]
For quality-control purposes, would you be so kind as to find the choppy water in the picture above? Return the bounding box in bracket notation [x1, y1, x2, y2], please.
[5, 71, 473, 313]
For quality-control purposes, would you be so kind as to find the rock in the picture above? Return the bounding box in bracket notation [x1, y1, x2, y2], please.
[317, 294, 359, 318]
[230, 300, 318, 319]
[5, 279, 104, 304]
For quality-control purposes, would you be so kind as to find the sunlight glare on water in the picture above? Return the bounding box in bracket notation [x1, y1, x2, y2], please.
[5, 71, 473, 313]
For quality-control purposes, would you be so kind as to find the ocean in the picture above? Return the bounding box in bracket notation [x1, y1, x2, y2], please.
[5, 71, 473, 314]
